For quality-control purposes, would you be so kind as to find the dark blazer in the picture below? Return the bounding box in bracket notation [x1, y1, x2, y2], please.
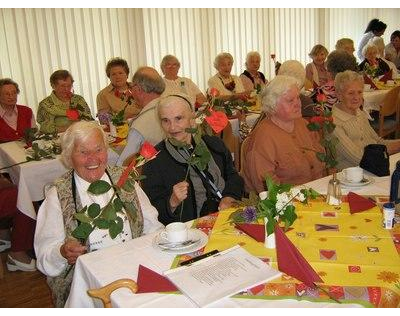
[142, 135, 244, 225]
[359, 58, 390, 77]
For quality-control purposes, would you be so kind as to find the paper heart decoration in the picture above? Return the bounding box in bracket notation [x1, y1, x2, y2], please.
[320, 250, 336, 260]
[205, 110, 228, 134]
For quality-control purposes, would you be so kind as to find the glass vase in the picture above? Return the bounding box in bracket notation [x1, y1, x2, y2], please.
[326, 172, 342, 206]
[264, 217, 276, 249]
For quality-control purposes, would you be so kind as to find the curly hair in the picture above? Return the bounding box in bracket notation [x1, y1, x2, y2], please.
[105, 57, 129, 78]
[0, 78, 20, 94]
[326, 50, 358, 78]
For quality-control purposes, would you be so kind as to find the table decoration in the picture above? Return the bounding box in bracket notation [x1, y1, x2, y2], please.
[136, 264, 178, 293]
[347, 192, 376, 214]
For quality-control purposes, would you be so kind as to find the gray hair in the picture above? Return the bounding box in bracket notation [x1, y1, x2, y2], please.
[0, 78, 20, 94]
[335, 38, 354, 50]
[213, 52, 234, 70]
[246, 51, 261, 64]
[132, 66, 165, 95]
[334, 70, 364, 95]
[160, 55, 180, 70]
[60, 121, 108, 169]
[261, 75, 299, 114]
[277, 60, 306, 89]
[362, 43, 378, 59]
[326, 50, 358, 78]
[368, 36, 385, 56]
[157, 93, 194, 120]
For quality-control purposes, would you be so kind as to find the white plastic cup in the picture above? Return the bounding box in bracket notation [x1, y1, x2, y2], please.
[344, 167, 364, 183]
[383, 203, 395, 229]
[160, 222, 188, 243]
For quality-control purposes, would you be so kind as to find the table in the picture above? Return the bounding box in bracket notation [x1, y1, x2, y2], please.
[0, 141, 67, 219]
[363, 79, 400, 114]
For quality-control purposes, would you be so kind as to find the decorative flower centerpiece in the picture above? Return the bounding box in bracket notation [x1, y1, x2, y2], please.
[306, 93, 338, 172]
[66, 91, 92, 122]
[112, 88, 135, 126]
[229, 176, 319, 236]
[363, 63, 380, 79]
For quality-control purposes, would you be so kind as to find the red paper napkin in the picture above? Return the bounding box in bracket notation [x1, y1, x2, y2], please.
[136, 264, 178, 293]
[235, 223, 264, 242]
[347, 192, 376, 214]
[363, 74, 379, 90]
[379, 69, 392, 84]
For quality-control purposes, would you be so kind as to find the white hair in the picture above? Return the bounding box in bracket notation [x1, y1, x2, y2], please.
[261, 75, 299, 114]
[368, 36, 385, 56]
[157, 93, 194, 120]
[60, 121, 108, 169]
[277, 60, 306, 89]
[213, 52, 234, 70]
[246, 51, 261, 64]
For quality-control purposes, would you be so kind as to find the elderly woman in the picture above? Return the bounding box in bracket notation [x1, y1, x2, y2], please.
[359, 44, 390, 77]
[208, 52, 249, 101]
[242, 75, 325, 193]
[305, 44, 329, 89]
[240, 51, 267, 93]
[96, 57, 141, 124]
[141, 94, 243, 225]
[357, 19, 387, 61]
[332, 70, 400, 170]
[369, 37, 398, 75]
[385, 30, 400, 70]
[34, 121, 163, 307]
[335, 38, 356, 56]
[37, 70, 93, 134]
[160, 55, 206, 106]
[0, 78, 36, 142]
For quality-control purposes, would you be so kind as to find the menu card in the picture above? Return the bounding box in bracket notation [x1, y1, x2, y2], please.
[163, 245, 281, 307]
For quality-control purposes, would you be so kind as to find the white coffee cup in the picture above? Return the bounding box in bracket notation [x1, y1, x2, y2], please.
[386, 80, 395, 86]
[344, 166, 364, 183]
[160, 222, 188, 243]
[364, 84, 371, 91]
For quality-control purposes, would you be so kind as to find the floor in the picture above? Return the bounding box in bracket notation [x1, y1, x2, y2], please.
[0, 251, 53, 307]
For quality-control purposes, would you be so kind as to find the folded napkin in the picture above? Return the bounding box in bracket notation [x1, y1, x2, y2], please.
[235, 223, 264, 242]
[363, 74, 379, 90]
[136, 264, 178, 293]
[347, 192, 376, 214]
[379, 69, 392, 84]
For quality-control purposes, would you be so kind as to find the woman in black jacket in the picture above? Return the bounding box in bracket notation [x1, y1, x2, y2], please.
[141, 94, 244, 225]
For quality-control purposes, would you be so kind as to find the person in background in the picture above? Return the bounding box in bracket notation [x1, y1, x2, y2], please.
[369, 36, 398, 75]
[0, 174, 36, 272]
[384, 30, 400, 70]
[242, 75, 325, 193]
[208, 52, 249, 101]
[160, 54, 206, 106]
[305, 44, 329, 89]
[141, 94, 243, 225]
[356, 18, 387, 61]
[96, 57, 141, 125]
[240, 51, 267, 94]
[34, 121, 163, 307]
[37, 70, 93, 134]
[335, 38, 356, 56]
[130, 66, 166, 145]
[0, 78, 36, 143]
[332, 70, 400, 170]
[359, 43, 390, 77]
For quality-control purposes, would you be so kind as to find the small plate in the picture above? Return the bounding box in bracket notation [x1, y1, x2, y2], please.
[153, 228, 208, 255]
[337, 173, 373, 187]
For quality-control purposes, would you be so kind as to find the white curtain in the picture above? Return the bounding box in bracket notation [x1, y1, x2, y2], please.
[1, 8, 399, 117]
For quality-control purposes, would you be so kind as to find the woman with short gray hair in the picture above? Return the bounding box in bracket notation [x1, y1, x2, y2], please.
[240, 51, 267, 93]
[34, 120, 163, 307]
[242, 75, 325, 192]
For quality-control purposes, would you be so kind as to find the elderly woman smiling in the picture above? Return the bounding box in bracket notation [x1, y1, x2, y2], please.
[34, 121, 163, 307]
[332, 70, 400, 170]
[240, 51, 267, 93]
[141, 94, 243, 225]
[242, 75, 325, 193]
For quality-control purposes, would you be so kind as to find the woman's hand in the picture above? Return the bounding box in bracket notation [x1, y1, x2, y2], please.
[218, 196, 237, 210]
[60, 239, 87, 265]
[169, 181, 189, 209]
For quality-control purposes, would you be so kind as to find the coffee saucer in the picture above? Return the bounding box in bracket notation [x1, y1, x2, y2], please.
[337, 173, 373, 187]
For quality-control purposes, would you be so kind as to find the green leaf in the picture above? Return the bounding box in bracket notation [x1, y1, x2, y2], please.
[77, 205, 87, 214]
[93, 218, 111, 229]
[284, 205, 297, 228]
[124, 202, 137, 219]
[74, 212, 92, 223]
[316, 152, 326, 162]
[185, 127, 198, 134]
[122, 178, 135, 192]
[109, 217, 123, 239]
[71, 222, 93, 240]
[113, 198, 123, 213]
[264, 216, 276, 236]
[101, 203, 117, 221]
[87, 203, 101, 218]
[88, 180, 111, 195]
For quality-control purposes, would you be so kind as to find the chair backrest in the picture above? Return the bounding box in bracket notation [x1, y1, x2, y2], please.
[239, 135, 251, 177]
[87, 278, 138, 308]
[377, 86, 400, 137]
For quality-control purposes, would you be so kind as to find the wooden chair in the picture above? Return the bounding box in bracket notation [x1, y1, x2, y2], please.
[219, 122, 241, 171]
[371, 86, 400, 138]
[87, 278, 138, 307]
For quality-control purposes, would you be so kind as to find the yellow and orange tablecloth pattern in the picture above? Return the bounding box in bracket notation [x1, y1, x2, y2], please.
[172, 201, 400, 307]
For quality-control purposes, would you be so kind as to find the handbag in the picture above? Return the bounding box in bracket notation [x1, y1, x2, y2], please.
[359, 144, 390, 176]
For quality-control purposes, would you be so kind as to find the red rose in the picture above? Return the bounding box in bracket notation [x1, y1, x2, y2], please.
[310, 116, 324, 124]
[139, 141, 158, 160]
[66, 109, 80, 121]
[316, 93, 327, 104]
[209, 88, 220, 97]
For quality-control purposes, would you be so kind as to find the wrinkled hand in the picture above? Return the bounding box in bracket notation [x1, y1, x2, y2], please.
[169, 181, 189, 209]
[60, 239, 87, 265]
[218, 196, 236, 210]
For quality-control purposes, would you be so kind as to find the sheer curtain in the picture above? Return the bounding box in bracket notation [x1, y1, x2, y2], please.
[1, 8, 399, 116]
